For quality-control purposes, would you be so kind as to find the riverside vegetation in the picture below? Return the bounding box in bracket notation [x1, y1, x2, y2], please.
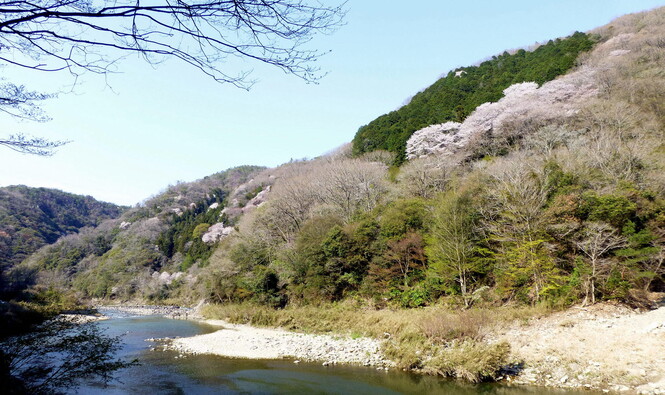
[3, 6, 665, 390]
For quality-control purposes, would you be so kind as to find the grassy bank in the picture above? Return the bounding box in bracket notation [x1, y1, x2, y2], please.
[201, 302, 549, 382]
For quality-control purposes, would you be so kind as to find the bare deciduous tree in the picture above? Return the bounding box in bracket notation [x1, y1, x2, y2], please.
[575, 222, 627, 305]
[484, 155, 550, 242]
[0, 133, 69, 156]
[312, 158, 387, 220]
[576, 129, 648, 184]
[0, 83, 51, 121]
[262, 173, 318, 242]
[523, 125, 582, 159]
[258, 157, 387, 242]
[0, 82, 69, 155]
[0, 0, 346, 87]
[0, 0, 346, 154]
[397, 156, 452, 199]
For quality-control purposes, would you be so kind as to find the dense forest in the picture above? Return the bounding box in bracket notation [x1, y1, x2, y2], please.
[352, 31, 594, 163]
[0, 186, 124, 269]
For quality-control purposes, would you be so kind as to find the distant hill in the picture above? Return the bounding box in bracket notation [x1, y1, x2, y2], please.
[352, 31, 594, 163]
[0, 186, 125, 268]
[14, 165, 265, 300]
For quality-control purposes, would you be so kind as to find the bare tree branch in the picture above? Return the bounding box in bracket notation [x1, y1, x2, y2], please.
[0, 0, 347, 88]
[0, 0, 346, 155]
[0, 133, 69, 155]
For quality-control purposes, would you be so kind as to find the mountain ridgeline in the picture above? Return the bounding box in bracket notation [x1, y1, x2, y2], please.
[0, 186, 124, 269]
[352, 31, 594, 163]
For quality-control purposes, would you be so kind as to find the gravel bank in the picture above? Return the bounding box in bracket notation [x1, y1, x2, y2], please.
[59, 313, 108, 323]
[167, 320, 393, 368]
[491, 303, 665, 394]
[96, 304, 198, 319]
[96, 304, 392, 368]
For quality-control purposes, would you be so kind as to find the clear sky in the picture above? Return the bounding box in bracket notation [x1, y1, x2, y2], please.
[2, 0, 664, 206]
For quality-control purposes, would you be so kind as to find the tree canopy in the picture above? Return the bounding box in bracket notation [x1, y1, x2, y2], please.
[352, 32, 594, 163]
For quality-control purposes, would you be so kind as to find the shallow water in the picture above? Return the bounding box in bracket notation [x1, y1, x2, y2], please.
[72, 311, 592, 394]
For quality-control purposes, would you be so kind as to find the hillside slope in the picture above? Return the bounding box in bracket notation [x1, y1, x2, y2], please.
[12, 166, 264, 300]
[9, 7, 665, 387]
[0, 186, 124, 268]
[352, 31, 594, 162]
[17, 7, 665, 310]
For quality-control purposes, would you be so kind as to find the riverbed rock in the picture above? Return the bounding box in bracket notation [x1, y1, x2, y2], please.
[167, 321, 393, 369]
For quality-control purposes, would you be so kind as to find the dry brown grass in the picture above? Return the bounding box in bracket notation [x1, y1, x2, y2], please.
[420, 309, 490, 343]
[202, 301, 548, 338]
[201, 301, 550, 381]
[427, 340, 512, 383]
[202, 302, 422, 338]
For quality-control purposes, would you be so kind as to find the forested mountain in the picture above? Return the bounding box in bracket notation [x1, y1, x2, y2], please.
[10, 7, 665, 314]
[9, 166, 264, 300]
[352, 31, 594, 163]
[0, 186, 124, 268]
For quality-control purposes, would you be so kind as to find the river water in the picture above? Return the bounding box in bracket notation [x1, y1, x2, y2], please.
[73, 311, 591, 394]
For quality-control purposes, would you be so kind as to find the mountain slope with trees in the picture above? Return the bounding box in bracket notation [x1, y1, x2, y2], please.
[6, 6, 665, 388]
[15, 6, 665, 312]
[190, 9, 665, 311]
[352, 31, 594, 163]
[9, 166, 264, 301]
[0, 186, 124, 269]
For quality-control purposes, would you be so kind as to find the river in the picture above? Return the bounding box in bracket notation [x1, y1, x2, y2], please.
[72, 310, 594, 394]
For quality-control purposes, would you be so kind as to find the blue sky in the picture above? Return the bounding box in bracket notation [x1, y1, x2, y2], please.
[2, 0, 664, 205]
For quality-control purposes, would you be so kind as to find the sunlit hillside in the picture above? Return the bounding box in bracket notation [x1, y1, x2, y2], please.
[15, 7, 665, 311]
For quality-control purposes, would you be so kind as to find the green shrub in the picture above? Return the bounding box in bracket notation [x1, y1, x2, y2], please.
[192, 223, 210, 239]
[578, 192, 637, 228]
[378, 198, 427, 240]
[397, 285, 430, 308]
[247, 266, 285, 308]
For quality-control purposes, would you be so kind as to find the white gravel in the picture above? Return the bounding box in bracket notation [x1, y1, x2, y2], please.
[167, 320, 393, 368]
[491, 303, 665, 394]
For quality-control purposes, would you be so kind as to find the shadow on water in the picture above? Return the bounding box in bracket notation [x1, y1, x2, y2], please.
[73, 312, 599, 395]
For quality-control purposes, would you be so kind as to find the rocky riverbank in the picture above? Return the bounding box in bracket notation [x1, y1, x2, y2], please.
[96, 304, 199, 320]
[491, 303, 665, 395]
[166, 319, 393, 368]
[95, 304, 393, 369]
[93, 302, 665, 394]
